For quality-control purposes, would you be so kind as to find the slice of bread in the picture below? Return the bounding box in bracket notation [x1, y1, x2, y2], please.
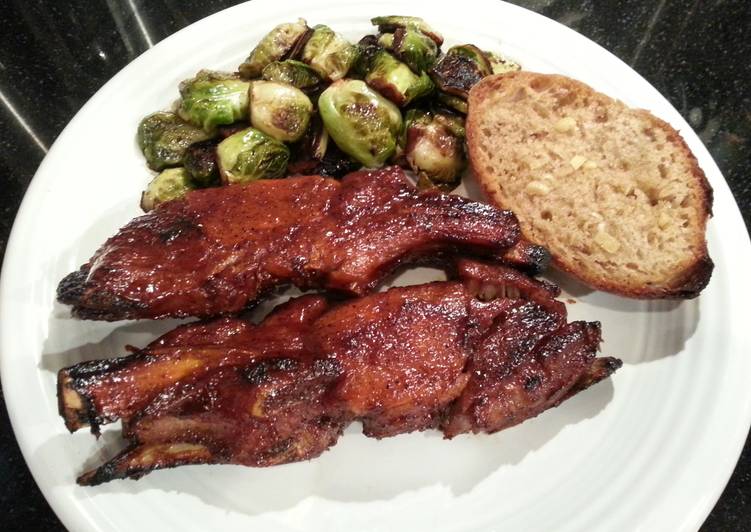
[466, 71, 713, 299]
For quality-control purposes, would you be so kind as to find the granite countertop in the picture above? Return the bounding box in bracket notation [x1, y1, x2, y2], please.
[0, 1, 748, 530]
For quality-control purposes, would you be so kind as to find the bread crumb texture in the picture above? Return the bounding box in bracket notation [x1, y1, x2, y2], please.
[467, 72, 713, 298]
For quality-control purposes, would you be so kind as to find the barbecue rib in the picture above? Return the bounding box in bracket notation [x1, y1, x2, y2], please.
[57, 166, 548, 321]
[58, 260, 621, 485]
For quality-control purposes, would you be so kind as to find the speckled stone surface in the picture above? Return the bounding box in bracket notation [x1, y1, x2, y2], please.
[0, 1, 748, 530]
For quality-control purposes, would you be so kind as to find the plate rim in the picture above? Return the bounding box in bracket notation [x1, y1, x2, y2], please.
[2, 1, 750, 531]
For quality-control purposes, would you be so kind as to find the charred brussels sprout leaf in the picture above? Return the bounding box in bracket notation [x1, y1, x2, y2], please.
[318, 143, 362, 178]
[249, 81, 313, 142]
[178, 71, 251, 132]
[261, 60, 322, 91]
[365, 50, 434, 106]
[485, 50, 521, 75]
[403, 109, 466, 191]
[238, 19, 310, 79]
[371, 16, 443, 46]
[430, 45, 492, 98]
[301, 25, 358, 81]
[183, 139, 220, 187]
[287, 114, 329, 175]
[137, 111, 211, 171]
[318, 79, 402, 167]
[391, 27, 438, 73]
[217, 127, 290, 184]
[140, 167, 196, 211]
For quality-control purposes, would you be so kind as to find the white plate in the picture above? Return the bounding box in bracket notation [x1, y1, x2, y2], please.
[2, 1, 750, 531]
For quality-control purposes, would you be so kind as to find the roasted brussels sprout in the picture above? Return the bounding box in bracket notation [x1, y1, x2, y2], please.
[318, 79, 402, 167]
[178, 71, 251, 132]
[376, 28, 437, 74]
[485, 50, 521, 75]
[390, 27, 438, 73]
[301, 25, 358, 81]
[365, 50, 434, 106]
[403, 109, 466, 191]
[238, 19, 310, 79]
[430, 45, 492, 98]
[261, 60, 322, 91]
[216, 127, 290, 184]
[183, 139, 220, 186]
[371, 16, 443, 46]
[137, 111, 211, 171]
[249, 81, 313, 142]
[140, 167, 196, 211]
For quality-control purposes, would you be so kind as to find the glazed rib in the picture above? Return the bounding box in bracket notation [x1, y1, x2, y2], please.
[59, 260, 621, 484]
[57, 166, 545, 321]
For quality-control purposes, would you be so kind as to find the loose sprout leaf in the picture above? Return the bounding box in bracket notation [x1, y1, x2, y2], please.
[178, 71, 251, 132]
[137, 111, 211, 171]
[435, 92, 468, 114]
[238, 19, 310, 79]
[351, 35, 383, 79]
[249, 80, 314, 142]
[378, 33, 395, 49]
[216, 127, 290, 184]
[301, 25, 358, 81]
[371, 16, 444, 46]
[318, 79, 402, 167]
[140, 167, 196, 211]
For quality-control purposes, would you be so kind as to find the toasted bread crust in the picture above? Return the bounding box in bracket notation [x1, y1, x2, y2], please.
[467, 72, 713, 299]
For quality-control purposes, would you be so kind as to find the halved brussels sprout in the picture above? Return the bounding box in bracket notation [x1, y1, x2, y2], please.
[371, 16, 443, 46]
[216, 127, 290, 184]
[183, 139, 220, 187]
[403, 109, 466, 191]
[435, 91, 468, 114]
[178, 71, 251, 132]
[249, 81, 313, 142]
[391, 27, 438, 73]
[430, 45, 492, 98]
[318, 79, 402, 167]
[137, 111, 211, 171]
[140, 167, 196, 211]
[261, 60, 322, 91]
[485, 50, 521, 75]
[238, 19, 310, 79]
[365, 50, 434, 106]
[301, 25, 358, 81]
